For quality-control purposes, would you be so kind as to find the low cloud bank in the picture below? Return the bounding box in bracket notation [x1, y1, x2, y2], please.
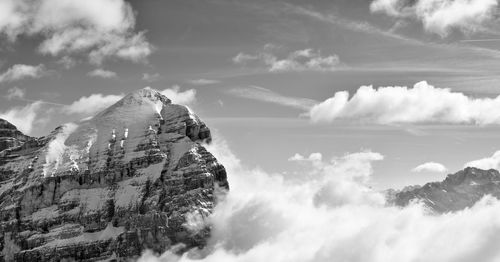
[137, 137, 500, 262]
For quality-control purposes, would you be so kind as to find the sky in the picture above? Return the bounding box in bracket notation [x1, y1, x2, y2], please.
[2, 0, 500, 190]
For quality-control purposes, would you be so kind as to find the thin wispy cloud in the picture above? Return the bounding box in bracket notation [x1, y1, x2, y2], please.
[287, 4, 412, 43]
[143, 73, 161, 82]
[0, 64, 46, 83]
[233, 45, 341, 72]
[5, 87, 25, 100]
[227, 86, 317, 110]
[288, 3, 500, 59]
[87, 69, 117, 79]
[187, 79, 221, 85]
[0, 0, 153, 65]
[461, 38, 500, 42]
[309, 81, 500, 125]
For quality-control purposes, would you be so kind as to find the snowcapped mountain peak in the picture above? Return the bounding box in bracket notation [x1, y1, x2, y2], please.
[0, 87, 228, 260]
[31, 87, 210, 178]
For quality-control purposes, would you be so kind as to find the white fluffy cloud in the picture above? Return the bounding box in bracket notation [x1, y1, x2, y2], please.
[412, 162, 448, 173]
[288, 152, 323, 162]
[5, 87, 25, 100]
[87, 69, 117, 78]
[138, 137, 500, 262]
[159, 85, 196, 105]
[0, 64, 46, 83]
[0, 0, 153, 64]
[233, 45, 340, 72]
[370, 0, 498, 36]
[0, 102, 43, 134]
[309, 81, 500, 125]
[464, 151, 500, 170]
[64, 93, 123, 116]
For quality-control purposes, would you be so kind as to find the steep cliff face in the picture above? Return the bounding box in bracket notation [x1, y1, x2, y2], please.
[0, 120, 31, 152]
[392, 167, 500, 213]
[0, 87, 229, 261]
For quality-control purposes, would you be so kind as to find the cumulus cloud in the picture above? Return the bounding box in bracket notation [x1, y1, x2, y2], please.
[0, 64, 46, 83]
[370, 0, 498, 36]
[233, 45, 340, 72]
[309, 81, 500, 125]
[227, 86, 317, 110]
[64, 93, 123, 116]
[412, 162, 448, 173]
[0, 0, 153, 64]
[0, 102, 43, 134]
[187, 79, 221, 85]
[288, 152, 323, 162]
[5, 87, 25, 100]
[139, 137, 500, 262]
[159, 85, 196, 105]
[87, 69, 117, 78]
[464, 151, 500, 170]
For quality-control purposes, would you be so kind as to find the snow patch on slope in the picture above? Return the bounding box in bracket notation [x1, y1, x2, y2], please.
[43, 123, 78, 177]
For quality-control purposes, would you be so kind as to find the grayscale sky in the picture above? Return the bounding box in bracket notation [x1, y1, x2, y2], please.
[2, 0, 500, 189]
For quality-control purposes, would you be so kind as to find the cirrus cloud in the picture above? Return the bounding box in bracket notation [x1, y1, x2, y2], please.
[87, 69, 117, 79]
[233, 45, 340, 72]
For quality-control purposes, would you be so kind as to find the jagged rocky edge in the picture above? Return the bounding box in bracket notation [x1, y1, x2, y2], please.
[0, 88, 229, 261]
[387, 167, 500, 213]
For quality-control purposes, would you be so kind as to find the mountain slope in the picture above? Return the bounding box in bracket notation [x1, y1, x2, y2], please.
[392, 167, 500, 213]
[0, 87, 229, 261]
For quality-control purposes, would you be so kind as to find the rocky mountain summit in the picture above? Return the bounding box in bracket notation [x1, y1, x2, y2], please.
[0, 87, 229, 261]
[391, 167, 500, 213]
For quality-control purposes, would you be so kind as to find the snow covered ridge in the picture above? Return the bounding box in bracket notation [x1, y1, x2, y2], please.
[0, 87, 229, 261]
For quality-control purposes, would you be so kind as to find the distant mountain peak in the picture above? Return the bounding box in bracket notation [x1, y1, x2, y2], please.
[392, 167, 500, 213]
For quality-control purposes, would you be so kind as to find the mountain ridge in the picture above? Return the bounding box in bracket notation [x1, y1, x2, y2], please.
[390, 167, 500, 213]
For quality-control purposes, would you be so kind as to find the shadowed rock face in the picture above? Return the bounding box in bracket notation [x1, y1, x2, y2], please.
[392, 167, 500, 213]
[0, 88, 229, 261]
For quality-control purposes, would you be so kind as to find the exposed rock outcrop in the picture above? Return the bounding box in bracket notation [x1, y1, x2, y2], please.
[0, 88, 229, 261]
[391, 167, 500, 213]
[0, 120, 31, 153]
